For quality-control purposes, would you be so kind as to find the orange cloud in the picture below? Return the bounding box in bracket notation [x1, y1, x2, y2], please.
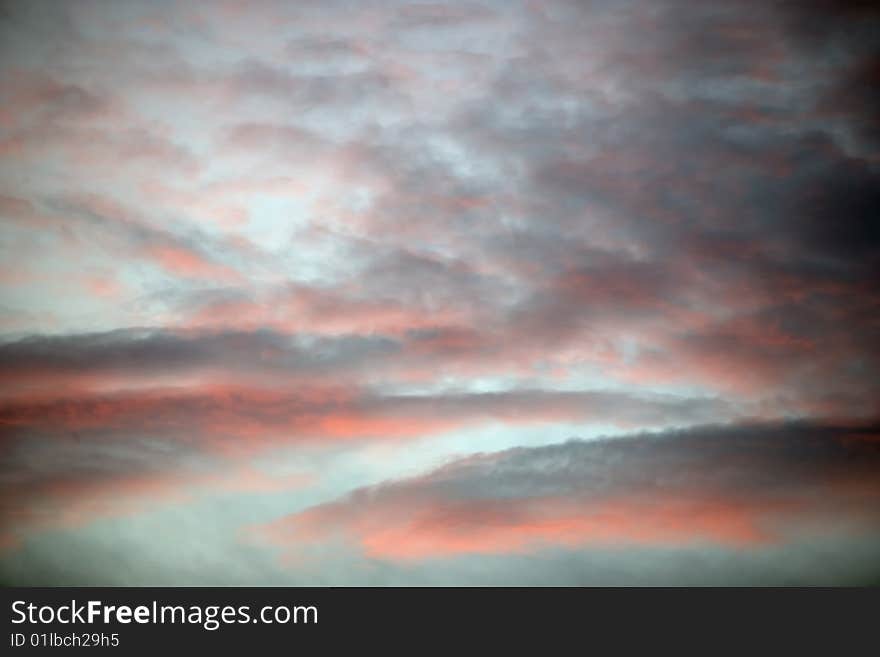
[86, 277, 124, 298]
[144, 245, 242, 282]
[359, 496, 785, 559]
[263, 493, 797, 563]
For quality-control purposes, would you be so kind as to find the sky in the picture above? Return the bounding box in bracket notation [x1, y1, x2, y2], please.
[0, 0, 878, 586]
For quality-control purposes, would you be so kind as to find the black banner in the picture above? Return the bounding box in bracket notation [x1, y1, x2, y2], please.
[2, 587, 877, 651]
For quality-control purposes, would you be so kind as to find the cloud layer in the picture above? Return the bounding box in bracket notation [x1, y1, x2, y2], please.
[258, 422, 880, 584]
[0, 0, 877, 584]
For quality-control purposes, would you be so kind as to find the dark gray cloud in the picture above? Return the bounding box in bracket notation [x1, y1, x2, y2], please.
[0, 328, 397, 381]
[259, 421, 880, 584]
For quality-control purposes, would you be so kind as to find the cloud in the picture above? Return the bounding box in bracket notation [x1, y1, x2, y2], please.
[259, 421, 880, 582]
[0, 373, 733, 450]
[0, 433, 312, 552]
[1, 0, 878, 584]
